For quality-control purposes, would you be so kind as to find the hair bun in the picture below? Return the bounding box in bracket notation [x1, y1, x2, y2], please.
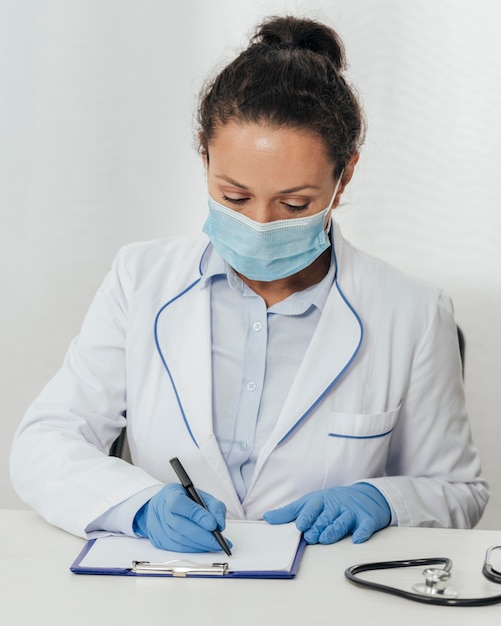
[253, 15, 346, 71]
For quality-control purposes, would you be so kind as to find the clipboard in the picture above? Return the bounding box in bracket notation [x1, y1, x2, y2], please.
[71, 520, 306, 578]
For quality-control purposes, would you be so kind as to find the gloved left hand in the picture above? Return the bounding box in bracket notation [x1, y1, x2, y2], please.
[263, 483, 391, 544]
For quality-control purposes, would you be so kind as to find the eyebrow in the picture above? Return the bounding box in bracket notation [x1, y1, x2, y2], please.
[214, 174, 321, 194]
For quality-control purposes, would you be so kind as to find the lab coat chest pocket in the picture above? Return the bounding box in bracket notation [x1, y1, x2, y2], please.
[325, 405, 400, 485]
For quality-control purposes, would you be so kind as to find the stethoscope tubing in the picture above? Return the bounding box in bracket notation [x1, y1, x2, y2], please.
[345, 557, 501, 607]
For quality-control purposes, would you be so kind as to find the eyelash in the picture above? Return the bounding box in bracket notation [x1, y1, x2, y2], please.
[284, 202, 310, 212]
[222, 195, 247, 206]
[222, 195, 310, 212]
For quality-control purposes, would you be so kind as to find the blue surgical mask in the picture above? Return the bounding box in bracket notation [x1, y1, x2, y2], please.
[202, 177, 342, 282]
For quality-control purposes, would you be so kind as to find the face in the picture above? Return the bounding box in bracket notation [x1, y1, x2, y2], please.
[204, 121, 356, 224]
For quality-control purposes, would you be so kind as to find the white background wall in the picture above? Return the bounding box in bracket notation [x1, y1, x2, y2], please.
[1, 0, 500, 530]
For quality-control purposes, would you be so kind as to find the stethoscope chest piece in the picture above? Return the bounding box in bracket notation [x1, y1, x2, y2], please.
[412, 567, 458, 598]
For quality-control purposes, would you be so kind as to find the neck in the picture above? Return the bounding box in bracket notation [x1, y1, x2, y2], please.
[237, 248, 331, 307]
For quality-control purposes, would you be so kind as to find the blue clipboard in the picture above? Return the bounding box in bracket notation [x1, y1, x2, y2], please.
[70, 520, 306, 579]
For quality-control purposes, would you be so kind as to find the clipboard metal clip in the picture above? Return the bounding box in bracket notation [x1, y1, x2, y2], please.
[131, 559, 229, 577]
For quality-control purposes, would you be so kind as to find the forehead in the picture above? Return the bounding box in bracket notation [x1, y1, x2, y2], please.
[207, 121, 335, 184]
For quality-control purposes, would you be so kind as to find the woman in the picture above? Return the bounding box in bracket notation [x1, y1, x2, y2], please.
[10, 16, 488, 552]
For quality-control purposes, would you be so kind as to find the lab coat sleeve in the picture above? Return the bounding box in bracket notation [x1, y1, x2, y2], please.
[365, 291, 489, 528]
[9, 246, 165, 538]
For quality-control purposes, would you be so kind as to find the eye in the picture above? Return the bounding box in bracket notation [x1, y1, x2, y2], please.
[282, 201, 310, 212]
[222, 195, 249, 206]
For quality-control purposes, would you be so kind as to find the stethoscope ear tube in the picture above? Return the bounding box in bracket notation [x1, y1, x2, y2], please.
[482, 545, 501, 584]
[345, 554, 501, 607]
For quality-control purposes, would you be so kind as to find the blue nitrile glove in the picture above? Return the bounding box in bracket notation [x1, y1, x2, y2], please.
[133, 483, 232, 553]
[263, 483, 391, 544]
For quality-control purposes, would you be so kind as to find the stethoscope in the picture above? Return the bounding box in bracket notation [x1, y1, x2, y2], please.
[345, 545, 501, 606]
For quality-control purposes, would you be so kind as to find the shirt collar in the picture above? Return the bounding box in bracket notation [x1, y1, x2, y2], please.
[199, 244, 231, 286]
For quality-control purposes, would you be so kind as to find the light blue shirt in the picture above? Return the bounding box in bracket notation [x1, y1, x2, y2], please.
[200, 243, 336, 501]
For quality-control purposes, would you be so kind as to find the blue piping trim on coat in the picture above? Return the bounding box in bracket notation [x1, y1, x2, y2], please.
[277, 279, 364, 446]
[328, 428, 394, 440]
[153, 245, 210, 449]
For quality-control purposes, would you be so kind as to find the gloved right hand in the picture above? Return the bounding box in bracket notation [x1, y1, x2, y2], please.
[263, 483, 391, 544]
[133, 483, 231, 553]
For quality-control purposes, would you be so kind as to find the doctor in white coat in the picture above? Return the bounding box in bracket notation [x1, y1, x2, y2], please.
[10, 16, 488, 552]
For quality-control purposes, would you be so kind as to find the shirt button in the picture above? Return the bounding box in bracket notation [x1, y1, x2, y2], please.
[247, 381, 257, 392]
[239, 441, 248, 451]
[252, 321, 263, 332]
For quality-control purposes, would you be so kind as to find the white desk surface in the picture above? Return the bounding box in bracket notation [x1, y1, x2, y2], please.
[2, 509, 501, 625]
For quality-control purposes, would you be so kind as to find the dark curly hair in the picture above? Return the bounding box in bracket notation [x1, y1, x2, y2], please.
[197, 15, 366, 178]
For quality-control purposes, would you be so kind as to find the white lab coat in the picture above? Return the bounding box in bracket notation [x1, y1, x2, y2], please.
[10, 221, 488, 537]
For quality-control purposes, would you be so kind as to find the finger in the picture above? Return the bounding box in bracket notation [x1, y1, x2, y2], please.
[318, 510, 356, 544]
[263, 498, 306, 525]
[302, 525, 322, 544]
[352, 517, 378, 544]
[163, 514, 233, 553]
[294, 493, 328, 532]
[162, 515, 228, 552]
[165, 489, 218, 531]
[302, 507, 340, 544]
[199, 490, 227, 531]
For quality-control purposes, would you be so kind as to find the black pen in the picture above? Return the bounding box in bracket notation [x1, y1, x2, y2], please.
[169, 457, 232, 556]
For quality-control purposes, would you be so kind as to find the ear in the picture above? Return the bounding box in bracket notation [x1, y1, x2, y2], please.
[333, 153, 359, 208]
[342, 153, 359, 185]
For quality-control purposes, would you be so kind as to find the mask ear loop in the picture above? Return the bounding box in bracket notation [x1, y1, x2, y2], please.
[324, 170, 344, 231]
